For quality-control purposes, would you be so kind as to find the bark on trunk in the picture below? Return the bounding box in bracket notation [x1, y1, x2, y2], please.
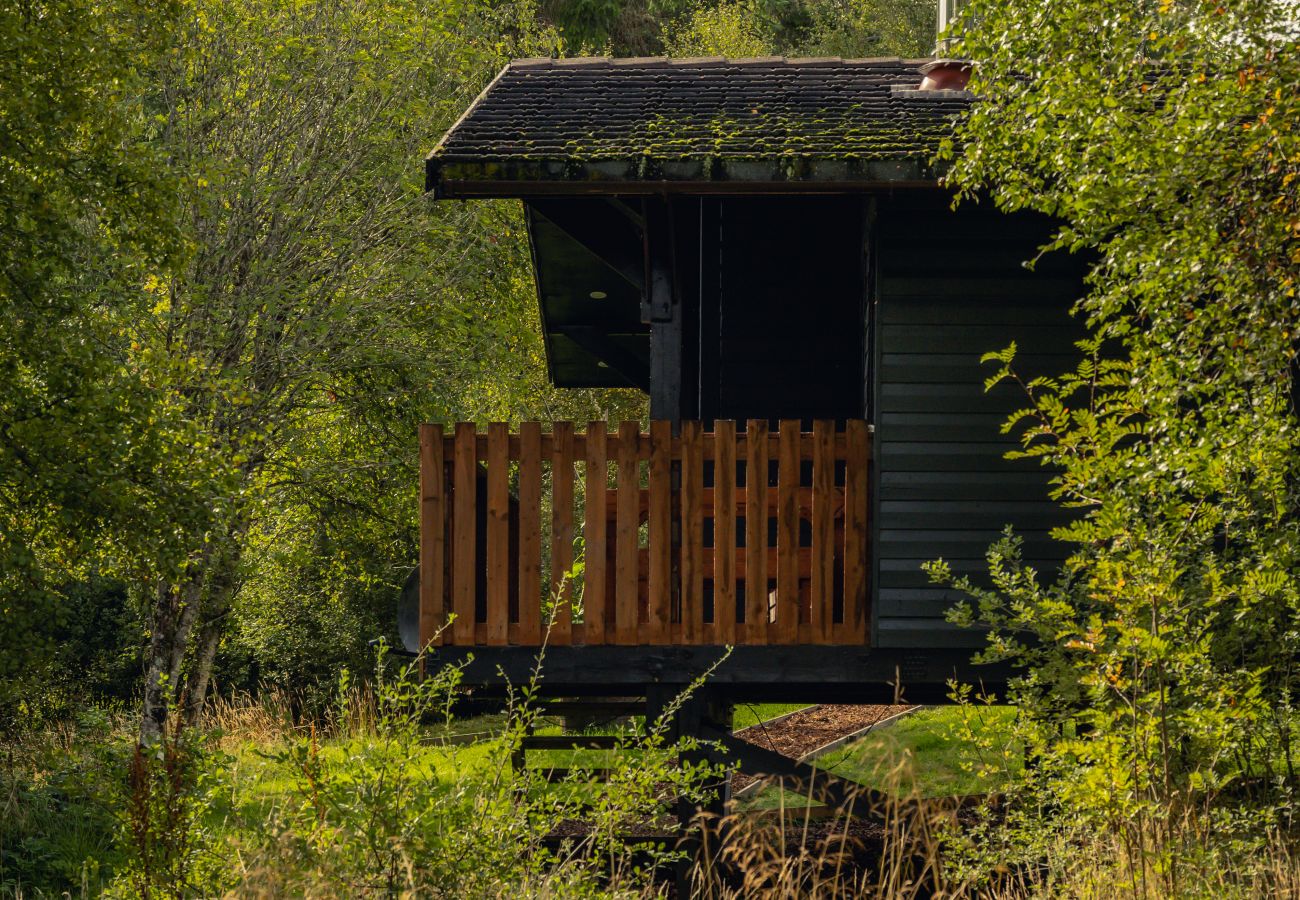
[181, 553, 239, 727]
[139, 564, 205, 745]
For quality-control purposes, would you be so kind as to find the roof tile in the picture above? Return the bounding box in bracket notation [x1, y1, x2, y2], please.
[428, 57, 970, 193]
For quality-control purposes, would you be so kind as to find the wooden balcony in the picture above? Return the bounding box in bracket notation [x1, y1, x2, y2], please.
[417, 420, 870, 649]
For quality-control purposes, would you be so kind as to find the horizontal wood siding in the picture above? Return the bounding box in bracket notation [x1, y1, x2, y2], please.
[873, 198, 1086, 649]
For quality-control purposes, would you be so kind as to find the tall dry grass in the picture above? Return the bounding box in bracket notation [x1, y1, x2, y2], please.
[200, 681, 383, 752]
[201, 688, 300, 750]
[687, 747, 1300, 899]
[691, 762, 950, 899]
[133, 684, 1300, 898]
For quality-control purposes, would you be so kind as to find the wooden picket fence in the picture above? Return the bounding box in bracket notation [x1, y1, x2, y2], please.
[418, 419, 870, 647]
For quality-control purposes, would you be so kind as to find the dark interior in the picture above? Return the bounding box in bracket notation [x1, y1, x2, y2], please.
[705, 197, 867, 423]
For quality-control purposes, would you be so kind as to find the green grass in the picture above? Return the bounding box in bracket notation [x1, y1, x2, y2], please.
[3, 701, 1015, 895]
[739, 705, 1022, 807]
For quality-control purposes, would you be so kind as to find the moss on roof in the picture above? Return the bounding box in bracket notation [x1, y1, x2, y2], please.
[427, 57, 970, 194]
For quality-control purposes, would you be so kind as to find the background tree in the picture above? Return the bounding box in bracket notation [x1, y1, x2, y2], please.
[661, 2, 772, 55]
[2, 0, 972, 741]
[545, 0, 936, 56]
[132, 0, 585, 741]
[796, 0, 934, 57]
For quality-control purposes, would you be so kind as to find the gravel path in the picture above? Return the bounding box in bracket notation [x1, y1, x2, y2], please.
[730, 704, 916, 793]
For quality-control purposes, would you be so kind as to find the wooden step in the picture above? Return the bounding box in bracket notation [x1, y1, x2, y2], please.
[539, 831, 676, 851]
[522, 734, 622, 751]
[531, 766, 615, 783]
[537, 699, 643, 718]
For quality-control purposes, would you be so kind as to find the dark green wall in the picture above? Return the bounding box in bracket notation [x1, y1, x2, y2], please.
[872, 194, 1087, 649]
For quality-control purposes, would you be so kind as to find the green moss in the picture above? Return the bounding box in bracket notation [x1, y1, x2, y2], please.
[553, 106, 954, 162]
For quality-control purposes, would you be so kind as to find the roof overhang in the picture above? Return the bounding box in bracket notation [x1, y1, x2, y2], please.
[428, 156, 946, 199]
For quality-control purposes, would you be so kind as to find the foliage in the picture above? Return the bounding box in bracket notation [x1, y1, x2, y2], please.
[109, 726, 228, 899]
[662, 3, 773, 56]
[3, 640, 728, 897]
[5, 579, 146, 727]
[229, 645, 713, 896]
[0, 709, 128, 896]
[541, 0, 680, 53]
[551, 0, 936, 57]
[129, 0, 607, 739]
[0, 0, 218, 716]
[796, 0, 935, 58]
[928, 0, 1300, 886]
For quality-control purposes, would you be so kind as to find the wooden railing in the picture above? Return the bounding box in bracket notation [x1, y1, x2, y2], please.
[418, 420, 870, 647]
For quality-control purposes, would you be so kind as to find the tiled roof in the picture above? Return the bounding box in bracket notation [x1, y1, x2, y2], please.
[427, 57, 971, 196]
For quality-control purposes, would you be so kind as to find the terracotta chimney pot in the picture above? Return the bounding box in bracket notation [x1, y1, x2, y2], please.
[918, 59, 972, 92]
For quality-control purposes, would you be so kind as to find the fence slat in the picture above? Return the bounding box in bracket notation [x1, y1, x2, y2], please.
[486, 424, 510, 646]
[615, 421, 639, 645]
[811, 420, 835, 644]
[452, 423, 477, 645]
[584, 421, 607, 645]
[428, 419, 871, 649]
[517, 422, 542, 645]
[714, 420, 737, 644]
[776, 420, 800, 643]
[841, 419, 870, 645]
[419, 424, 444, 648]
[648, 420, 672, 643]
[681, 421, 704, 643]
[745, 419, 769, 644]
[550, 422, 575, 645]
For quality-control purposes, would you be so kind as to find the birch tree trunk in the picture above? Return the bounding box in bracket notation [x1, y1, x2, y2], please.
[182, 547, 241, 727]
[139, 560, 206, 745]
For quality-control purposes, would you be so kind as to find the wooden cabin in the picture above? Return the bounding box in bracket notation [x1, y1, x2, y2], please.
[410, 57, 1083, 710]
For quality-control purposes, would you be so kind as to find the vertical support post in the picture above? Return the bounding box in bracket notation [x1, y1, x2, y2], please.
[842, 420, 871, 645]
[615, 420, 640, 645]
[672, 688, 734, 896]
[452, 423, 477, 645]
[744, 419, 769, 644]
[550, 423, 575, 645]
[810, 420, 835, 643]
[776, 420, 800, 643]
[648, 420, 673, 642]
[518, 422, 542, 645]
[418, 424, 444, 649]
[645, 197, 681, 424]
[680, 420, 704, 643]
[584, 421, 608, 644]
[713, 420, 737, 644]
[486, 423, 510, 646]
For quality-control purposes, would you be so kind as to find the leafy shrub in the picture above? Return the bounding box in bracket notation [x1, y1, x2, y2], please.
[922, 0, 1300, 890]
[0, 709, 129, 896]
[107, 725, 228, 899]
[227, 643, 717, 896]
